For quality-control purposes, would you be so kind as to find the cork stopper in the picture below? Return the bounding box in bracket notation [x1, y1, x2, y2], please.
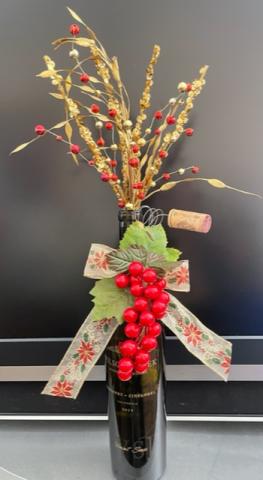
[167, 209, 212, 233]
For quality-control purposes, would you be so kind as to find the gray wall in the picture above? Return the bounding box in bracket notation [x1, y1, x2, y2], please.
[0, 0, 262, 337]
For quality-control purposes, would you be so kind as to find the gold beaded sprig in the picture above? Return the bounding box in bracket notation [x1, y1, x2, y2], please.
[12, 8, 259, 208]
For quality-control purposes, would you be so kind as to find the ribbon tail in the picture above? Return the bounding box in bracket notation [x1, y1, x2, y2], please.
[162, 294, 232, 381]
[42, 313, 118, 399]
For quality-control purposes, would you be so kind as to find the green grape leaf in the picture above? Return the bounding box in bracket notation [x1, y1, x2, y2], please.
[164, 247, 181, 262]
[90, 278, 132, 323]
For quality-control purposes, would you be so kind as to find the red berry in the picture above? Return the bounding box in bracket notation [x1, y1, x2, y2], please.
[70, 144, 80, 154]
[132, 144, 139, 153]
[55, 135, 63, 142]
[88, 159, 95, 166]
[80, 73, 90, 83]
[100, 172, 110, 182]
[130, 284, 144, 297]
[97, 137, 105, 147]
[192, 165, 200, 174]
[139, 311, 155, 326]
[117, 369, 132, 381]
[162, 173, 171, 180]
[137, 192, 145, 200]
[110, 159, 117, 167]
[154, 111, 163, 120]
[105, 122, 113, 130]
[130, 276, 142, 286]
[69, 24, 80, 36]
[152, 301, 167, 318]
[134, 297, 148, 312]
[110, 173, 118, 181]
[154, 128, 161, 136]
[135, 351, 150, 365]
[156, 278, 167, 290]
[34, 124, 45, 136]
[148, 322, 162, 337]
[91, 103, 100, 114]
[166, 115, 176, 125]
[123, 307, 138, 323]
[129, 261, 144, 277]
[118, 357, 133, 373]
[108, 108, 117, 118]
[118, 199, 125, 208]
[141, 336, 157, 352]
[158, 291, 170, 304]
[185, 128, 194, 136]
[128, 157, 139, 168]
[134, 363, 149, 374]
[115, 273, 130, 289]
[119, 340, 137, 357]
[125, 323, 141, 338]
[144, 285, 160, 300]
[132, 182, 143, 189]
[143, 268, 157, 283]
[159, 150, 168, 159]
[186, 83, 192, 92]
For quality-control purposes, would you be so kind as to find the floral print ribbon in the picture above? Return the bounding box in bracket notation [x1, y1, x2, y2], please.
[42, 244, 231, 398]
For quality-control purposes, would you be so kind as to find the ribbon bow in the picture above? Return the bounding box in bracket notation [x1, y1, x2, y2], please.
[42, 243, 232, 399]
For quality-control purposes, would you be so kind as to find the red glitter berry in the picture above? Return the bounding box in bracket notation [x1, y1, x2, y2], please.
[192, 165, 200, 174]
[139, 311, 155, 326]
[88, 160, 95, 166]
[143, 268, 157, 283]
[154, 128, 161, 136]
[117, 370, 132, 381]
[80, 73, 90, 83]
[154, 111, 163, 120]
[69, 24, 80, 36]
[115, 273, 130, 289]
[123, 307, 138, 323]
[132, 144, 139, 153]
[159, 150, 168, 159]
[110, 174, 118, 181]
[70, 144, 80, 154]
[110, 159, 117, 167]
[91, 104, 100, 114]
[34, 124, 45, 136]
[128, 158, 139, 168]
[137, 192, 145, 200]
[129, 261, 144, 277]
[118, 199, 125, 208]
[97, 137, 105, 147]
[148, 322, 162, 337]
[55, 135, 63, 142]
[108, 108, 117, 118]
[119, 340, 137, 357]
[118, 357, 133, 373]
[162, 173, 171, 180]
[186, 83, 192, 92]
[100, 172, 110, 182]
[141, 336, 157, 352]
[134, 297, 148, 312]
[166, 115, 176, 125]
[105, 122, 113, 130]
[132, 182, 143, 189]
[185, 128, 194, 136]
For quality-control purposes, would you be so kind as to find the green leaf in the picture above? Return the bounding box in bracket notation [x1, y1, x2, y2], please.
[90, 278, 133, 323]
[107, 246, 148, 272]
[119, 222, 181, 264]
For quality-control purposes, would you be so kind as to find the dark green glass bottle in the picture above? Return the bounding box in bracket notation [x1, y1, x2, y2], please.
[106, 209, 166, 480]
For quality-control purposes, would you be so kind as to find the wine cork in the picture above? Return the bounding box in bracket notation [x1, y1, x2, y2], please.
[168, 209, 212, 233]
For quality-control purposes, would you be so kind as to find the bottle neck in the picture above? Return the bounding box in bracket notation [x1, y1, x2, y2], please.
[118, 209, 141, 241]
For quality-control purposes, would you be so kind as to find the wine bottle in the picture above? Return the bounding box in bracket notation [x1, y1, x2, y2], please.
[106, 209, 166, 480]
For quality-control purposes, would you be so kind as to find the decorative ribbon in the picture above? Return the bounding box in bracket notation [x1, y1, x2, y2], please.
[42, 244, 232, 398]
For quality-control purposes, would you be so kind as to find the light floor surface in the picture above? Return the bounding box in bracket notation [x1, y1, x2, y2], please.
[0, 421, 262, 480]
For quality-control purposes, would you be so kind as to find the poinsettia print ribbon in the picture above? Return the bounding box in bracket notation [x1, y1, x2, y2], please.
[42, 314, 118, 399]
[163, 295, 232, 380]
[42, 243, 231, 398]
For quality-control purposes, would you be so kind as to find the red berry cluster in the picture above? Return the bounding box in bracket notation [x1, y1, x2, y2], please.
[114, 262, 170, 381]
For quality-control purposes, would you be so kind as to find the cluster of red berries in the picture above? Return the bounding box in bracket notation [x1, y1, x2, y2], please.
[115, 262, 169, 381]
